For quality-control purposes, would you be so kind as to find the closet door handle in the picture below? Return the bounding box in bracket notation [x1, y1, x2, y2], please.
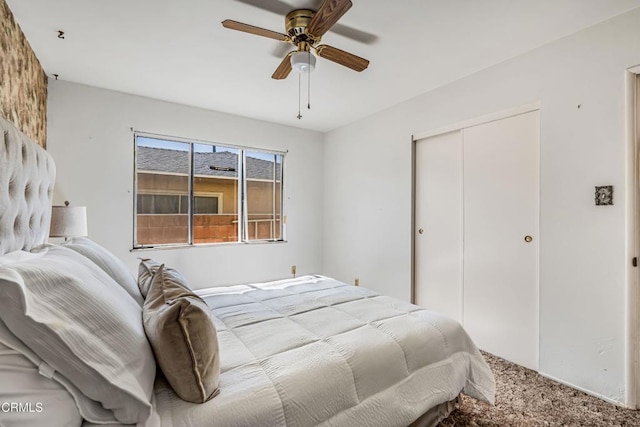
[524, 235, 532, 243]
[418, 228, 424, 234]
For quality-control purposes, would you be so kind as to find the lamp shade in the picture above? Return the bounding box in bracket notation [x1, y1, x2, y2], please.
[50, 206, 88, 238]
[290, 51, 316, 73]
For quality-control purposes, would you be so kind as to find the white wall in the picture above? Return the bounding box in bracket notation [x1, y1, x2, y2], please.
[47, 81, 324, 288]
[323, 8, 640, 405]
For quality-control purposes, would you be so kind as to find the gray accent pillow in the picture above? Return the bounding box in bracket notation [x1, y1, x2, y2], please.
[65, 237, 143, 305]
[138, 257, 190, 297]
[0, 245, 156, 424]
[138, 257, 164, 298]
[140, 260, 220, 403]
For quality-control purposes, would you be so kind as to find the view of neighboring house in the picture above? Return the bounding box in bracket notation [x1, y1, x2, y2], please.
[136, 144, 283, 246]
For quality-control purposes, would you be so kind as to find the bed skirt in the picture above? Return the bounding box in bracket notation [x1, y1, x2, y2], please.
[409, 396, 459, 427]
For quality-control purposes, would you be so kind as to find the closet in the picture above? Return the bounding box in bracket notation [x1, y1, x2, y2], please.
[414, 109, 539, 370]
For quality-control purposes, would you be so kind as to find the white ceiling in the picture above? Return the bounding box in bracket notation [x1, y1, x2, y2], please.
[7, 0, 640, 132]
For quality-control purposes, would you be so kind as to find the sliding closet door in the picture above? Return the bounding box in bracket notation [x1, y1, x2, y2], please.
[463, 111, 539, 370]
[414, 131, 463, 322]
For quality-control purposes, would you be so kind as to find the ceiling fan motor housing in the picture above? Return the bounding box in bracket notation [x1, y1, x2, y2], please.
[286, 9, 320, 46]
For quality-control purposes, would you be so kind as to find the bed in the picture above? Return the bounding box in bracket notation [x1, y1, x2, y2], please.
[0, 114, 494, 427]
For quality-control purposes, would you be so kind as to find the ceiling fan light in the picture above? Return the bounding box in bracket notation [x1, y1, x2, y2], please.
[290, 51, 316, 73]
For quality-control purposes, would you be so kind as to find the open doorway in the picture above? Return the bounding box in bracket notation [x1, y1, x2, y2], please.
[636, 71, 640, 409]
[628, 67, 640, 409]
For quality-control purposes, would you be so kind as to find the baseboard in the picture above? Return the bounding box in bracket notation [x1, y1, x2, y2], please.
[538, 371, 629, 408]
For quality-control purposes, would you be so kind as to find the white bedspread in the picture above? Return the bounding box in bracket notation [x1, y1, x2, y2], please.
[152, 275, 495, 427]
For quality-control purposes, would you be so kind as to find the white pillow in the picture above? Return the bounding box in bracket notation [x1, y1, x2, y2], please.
[0, 246, 156, 425]
[64, 237, 143, 305]
[0, 316, 120, 425]
[0, 340, 82, 427]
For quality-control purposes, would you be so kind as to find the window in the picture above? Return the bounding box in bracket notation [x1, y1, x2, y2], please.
[194, 196, 220, 215]
[134, 134, 285, 248]
[136, 194, 219, 215]
[137, 194, 188, 215]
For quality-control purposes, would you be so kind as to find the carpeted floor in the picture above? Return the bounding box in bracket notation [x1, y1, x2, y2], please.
[440, 352, 640, 426]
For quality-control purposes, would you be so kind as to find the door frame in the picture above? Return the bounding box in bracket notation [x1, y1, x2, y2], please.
[626, 65, 640, 409]
[412, 102, 541, 142]
[411, 101, 540, 305]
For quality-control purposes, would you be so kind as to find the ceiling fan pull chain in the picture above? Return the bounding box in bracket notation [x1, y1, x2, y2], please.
[307, 50, 311, 110]
[297, 73, 302, 120]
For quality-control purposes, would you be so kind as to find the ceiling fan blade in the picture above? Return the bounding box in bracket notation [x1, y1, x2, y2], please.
[315, 44, 369, 72]
[306, 0, 352, 38]
[272, 52, 294, 79]
[222, 20, 289, 42]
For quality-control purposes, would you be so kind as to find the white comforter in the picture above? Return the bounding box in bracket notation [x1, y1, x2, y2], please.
[152, 275, 494, 427]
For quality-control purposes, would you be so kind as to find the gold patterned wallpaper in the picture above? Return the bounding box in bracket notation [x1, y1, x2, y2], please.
[0, 0, 47, 148]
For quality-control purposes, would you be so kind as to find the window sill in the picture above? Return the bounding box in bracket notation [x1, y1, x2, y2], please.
[130, 240, 288, 252]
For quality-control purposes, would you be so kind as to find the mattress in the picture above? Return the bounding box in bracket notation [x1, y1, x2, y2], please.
[150, 275, 495, 427]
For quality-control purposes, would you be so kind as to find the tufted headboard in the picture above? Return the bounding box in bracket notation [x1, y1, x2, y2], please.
[0, 115, 56, 255]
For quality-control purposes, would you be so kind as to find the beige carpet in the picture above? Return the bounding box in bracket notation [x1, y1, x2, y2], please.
[440, 352, 640, 426]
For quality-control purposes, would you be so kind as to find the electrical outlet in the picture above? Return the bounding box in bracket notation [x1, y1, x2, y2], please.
[291, 265, 296, 276]
[355, 278, 359, 287]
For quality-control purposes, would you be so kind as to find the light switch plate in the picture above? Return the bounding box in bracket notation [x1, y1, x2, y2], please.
[595, 185, 613, 206]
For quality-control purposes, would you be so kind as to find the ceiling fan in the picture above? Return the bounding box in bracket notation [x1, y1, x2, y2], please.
[222, 0, 370, 80]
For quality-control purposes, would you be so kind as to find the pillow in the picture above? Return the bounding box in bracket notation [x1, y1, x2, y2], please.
[141, 261, 220, 403]
[138, 257, 189, 297]
[0, 245, 156, 425]
[64, 237, 143, 305]
[0, 339, 82, 427]
[0, 316, 119, 425]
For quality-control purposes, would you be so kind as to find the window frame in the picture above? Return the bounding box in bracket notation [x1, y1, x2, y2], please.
[133, 131, 286, 249]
